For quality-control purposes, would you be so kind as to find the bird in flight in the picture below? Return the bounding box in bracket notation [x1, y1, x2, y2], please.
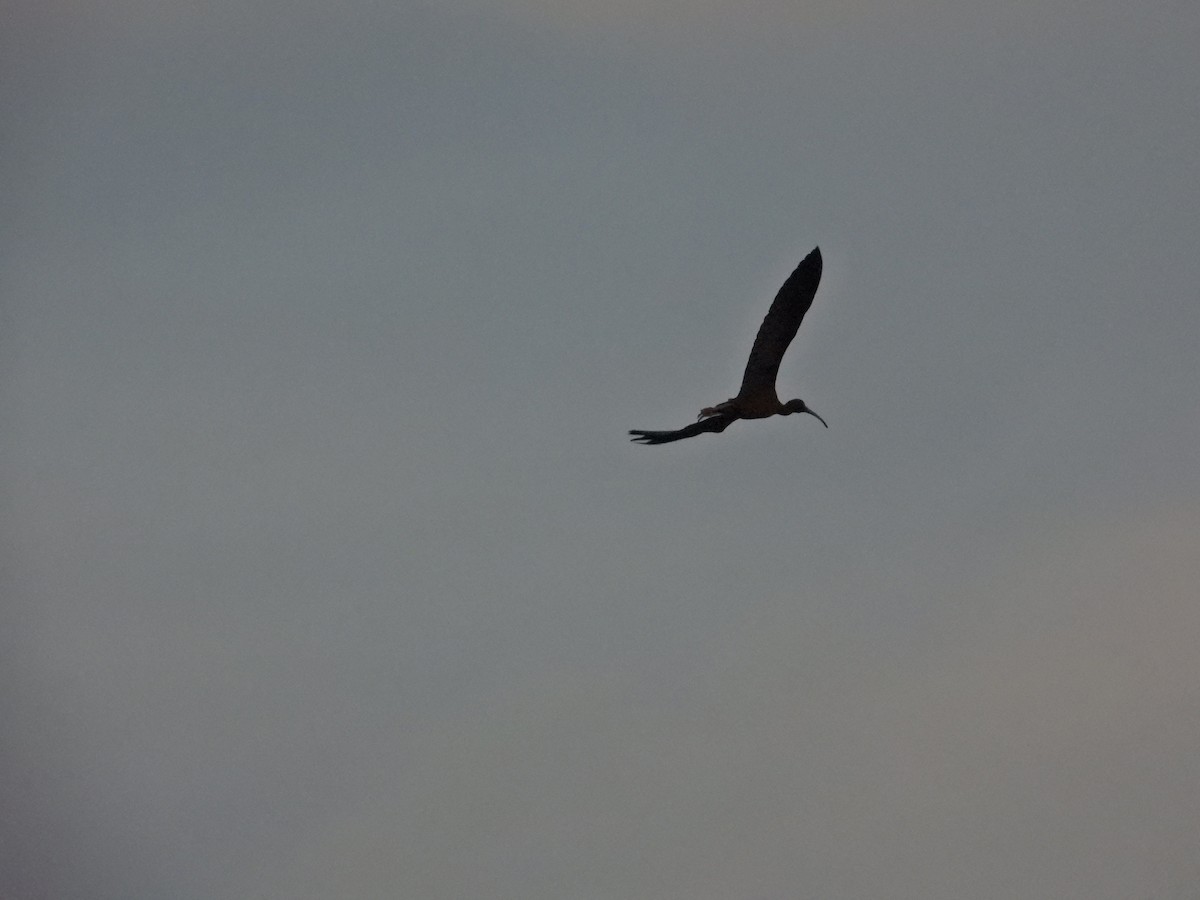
[630, 246, 828, 445]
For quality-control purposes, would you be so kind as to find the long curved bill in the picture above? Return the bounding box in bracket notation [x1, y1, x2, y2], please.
[805, 408, 829, 428]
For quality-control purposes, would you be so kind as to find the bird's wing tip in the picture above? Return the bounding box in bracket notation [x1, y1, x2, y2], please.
[797, 246, 822, 271]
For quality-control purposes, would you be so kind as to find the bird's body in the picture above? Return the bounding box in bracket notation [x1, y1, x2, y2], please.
[630, 246, 828, 445]
[700, 394, 784, 420]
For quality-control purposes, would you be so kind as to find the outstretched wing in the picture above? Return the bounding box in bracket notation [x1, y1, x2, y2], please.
[629, 413, 737, 445]
[737, 246, 822, 401]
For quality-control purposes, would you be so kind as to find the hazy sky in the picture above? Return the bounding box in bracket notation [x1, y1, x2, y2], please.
[4, 1, 1200, 897]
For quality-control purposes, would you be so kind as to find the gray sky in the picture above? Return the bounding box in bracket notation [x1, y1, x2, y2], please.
[4, 1, 1200, 897]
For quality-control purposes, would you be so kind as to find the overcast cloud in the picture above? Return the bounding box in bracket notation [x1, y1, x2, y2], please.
[4, 1, 1199, 897]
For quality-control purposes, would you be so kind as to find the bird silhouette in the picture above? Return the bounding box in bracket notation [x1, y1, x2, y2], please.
[630, 246, 828, 445]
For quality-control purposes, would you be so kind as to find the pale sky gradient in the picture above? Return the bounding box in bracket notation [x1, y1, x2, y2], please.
[4, 1, 1200, 898]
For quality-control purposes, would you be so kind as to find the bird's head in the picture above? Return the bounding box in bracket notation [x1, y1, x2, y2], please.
[782, 398, 828, 428]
